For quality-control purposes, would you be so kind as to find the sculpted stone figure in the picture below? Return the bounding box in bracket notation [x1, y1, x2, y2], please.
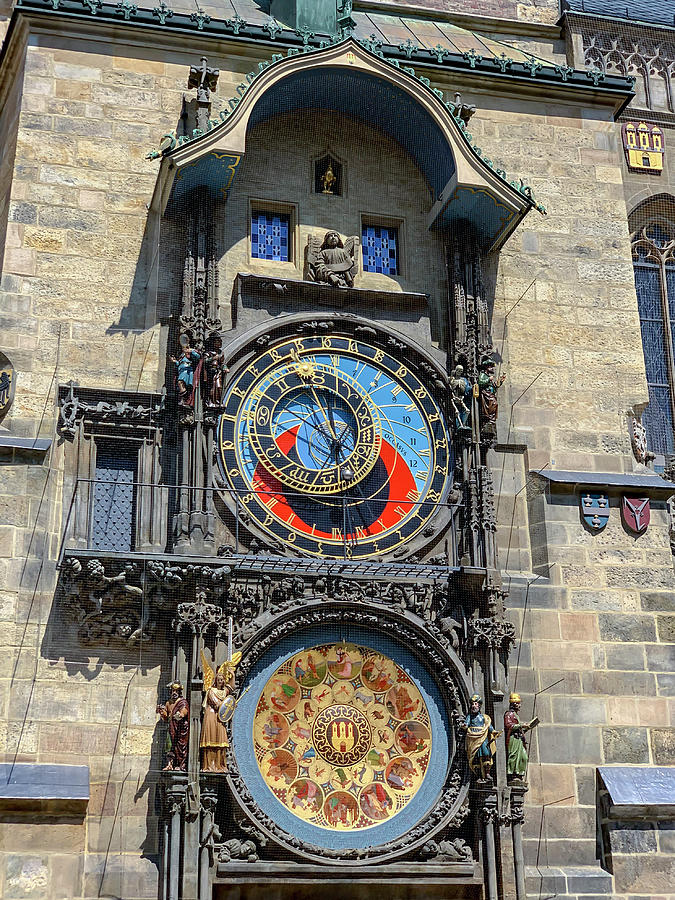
[200, 650, 242, 772]
[203, 334, 228, 408]
[461, 693, 500, 781]
[478, 356, 505, 434]
[157, 682, 190, 771]
[307, 231, 358, 288]
[171, 342, 201, 406]
[504, 692, 538, 782]
[449, 364, 472, 432]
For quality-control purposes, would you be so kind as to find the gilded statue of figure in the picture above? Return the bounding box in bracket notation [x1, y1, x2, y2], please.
[307, 231, 358, 288]
[200, 650, 242, 772]
[504, 692, 538, 783]
[321, 163, 336, 194]
[203, 334, 228, 408]
[157, 682, 190, 771]
[460, 693, 500, 781]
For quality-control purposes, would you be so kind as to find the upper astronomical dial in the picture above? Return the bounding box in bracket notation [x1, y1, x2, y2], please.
[218, 330, 451, 559]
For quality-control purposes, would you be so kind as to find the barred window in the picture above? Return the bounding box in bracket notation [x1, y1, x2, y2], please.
[251, 210, 290, 262]
[361, 224, 399, 276]
[92, 442, 137, 552]
[631, 222, 675, 456]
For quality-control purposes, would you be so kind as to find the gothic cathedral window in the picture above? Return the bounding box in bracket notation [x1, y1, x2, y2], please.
[631, 221, 675, 457]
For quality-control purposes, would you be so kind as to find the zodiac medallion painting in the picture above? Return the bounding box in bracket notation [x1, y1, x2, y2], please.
[252, 643, 432, 831]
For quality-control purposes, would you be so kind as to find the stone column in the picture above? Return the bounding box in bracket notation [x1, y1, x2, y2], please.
[199, 782, 219, 900]
[510, 785, 527, 900]
[164, 773, 187, 900]
[481, 792, 499, 900]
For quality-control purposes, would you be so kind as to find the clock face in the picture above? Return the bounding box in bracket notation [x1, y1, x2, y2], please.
[218, 329, 451, 558]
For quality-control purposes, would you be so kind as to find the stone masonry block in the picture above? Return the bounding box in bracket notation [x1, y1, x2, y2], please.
[612, 854, 675, 893]
[641, 591, 675, 612]
[583, 671, 656, 697]
[598, 614, 657, 642]
[607, 822, 657, 854]
[657, 821, 675, 853]
[537, 725, 602, 764]
[605, 643, 646, 670]
[650, 728, 675, 765]
[656, 614, 675, 642]
[602, 727, 650, 763]
[657, 674, 675, 696]
[646, 644, 675, 672]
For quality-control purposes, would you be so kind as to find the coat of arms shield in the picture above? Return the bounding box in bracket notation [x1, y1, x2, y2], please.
[580, 492, 609, 531]
[621, 496, 650, 534]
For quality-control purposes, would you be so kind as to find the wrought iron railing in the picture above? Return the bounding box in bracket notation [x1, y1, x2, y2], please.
[59, 478, 463, 566]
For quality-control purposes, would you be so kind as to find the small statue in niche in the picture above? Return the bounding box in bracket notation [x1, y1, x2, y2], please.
[307, 231, 358, 288]
[478, 356, 506, 434]
[504, 692, 539, 783]
[203, 334, 228, 408]
[171, 340, 201, 407]
[449, 364, 472, 432]
[321, 163, 337, 194]
[461, 693, 500, 781]
[157, 681, 190, 771]
[200, 650, 242, 772]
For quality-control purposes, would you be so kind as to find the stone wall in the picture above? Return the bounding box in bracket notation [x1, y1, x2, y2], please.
[0, 13, 673, 900]
[219, 107, 447, 333]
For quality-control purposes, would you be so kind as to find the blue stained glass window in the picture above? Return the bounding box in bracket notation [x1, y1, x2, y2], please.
[361, 225, 399, 275]
[251, 211, 290, 261]
[92, 444, 137, 552]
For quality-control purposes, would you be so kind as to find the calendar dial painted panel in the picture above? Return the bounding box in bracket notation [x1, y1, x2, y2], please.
[218, 330, 451, 558]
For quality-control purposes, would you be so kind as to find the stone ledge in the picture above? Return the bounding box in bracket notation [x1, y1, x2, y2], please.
[0, 763, 89, 814]
[532, 470, 675, 492]
[599, 765, 675, 819]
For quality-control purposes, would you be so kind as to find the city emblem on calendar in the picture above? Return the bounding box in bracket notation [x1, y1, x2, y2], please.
[580, 492, 610, 531]
[621, 496, 650, 534]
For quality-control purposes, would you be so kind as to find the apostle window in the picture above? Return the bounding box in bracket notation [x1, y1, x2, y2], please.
[92, 441, 137, 552]
[631, 221, 675, 457]
[361, 223, 399, 276]
[251, 209, 291, 262]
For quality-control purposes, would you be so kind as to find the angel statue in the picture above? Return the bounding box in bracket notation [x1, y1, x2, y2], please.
[307, 230, 358, 288]
[200, 650, 242, 773]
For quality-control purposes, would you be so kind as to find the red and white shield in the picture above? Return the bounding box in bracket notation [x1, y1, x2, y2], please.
[621, 497, 650, 534]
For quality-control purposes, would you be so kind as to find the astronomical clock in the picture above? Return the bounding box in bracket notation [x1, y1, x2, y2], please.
[200, 310, 481, 872]
[216, 314, 453, 560]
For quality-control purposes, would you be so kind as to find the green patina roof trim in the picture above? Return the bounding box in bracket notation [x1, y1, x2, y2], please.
[10, 0, 634, 212]
[146, 34, 546, 214]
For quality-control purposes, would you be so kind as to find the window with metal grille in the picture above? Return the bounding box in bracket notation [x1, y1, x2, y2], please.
[361, 224, 399, 275]
[631, 222, 675, 456]
[251, 210, 290, 261]
[92, 443, 137, 552]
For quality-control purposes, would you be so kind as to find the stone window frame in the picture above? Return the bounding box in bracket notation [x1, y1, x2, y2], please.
[248, 198, 299, 272]
[630, 202, 675, 460]
[360, 213, 405, 279]
[311, 150, 347, 198]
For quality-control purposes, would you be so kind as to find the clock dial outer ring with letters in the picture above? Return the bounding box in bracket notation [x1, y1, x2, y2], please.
[217, 323, 452, 559]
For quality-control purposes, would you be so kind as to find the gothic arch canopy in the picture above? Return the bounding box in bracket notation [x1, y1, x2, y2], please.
[157, 38, 535, 252]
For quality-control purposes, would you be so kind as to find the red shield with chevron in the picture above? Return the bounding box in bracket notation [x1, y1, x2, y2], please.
[621, 496, 650, 534]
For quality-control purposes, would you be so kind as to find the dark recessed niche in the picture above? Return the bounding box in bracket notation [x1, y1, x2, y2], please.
[314, 154, 342, 196]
